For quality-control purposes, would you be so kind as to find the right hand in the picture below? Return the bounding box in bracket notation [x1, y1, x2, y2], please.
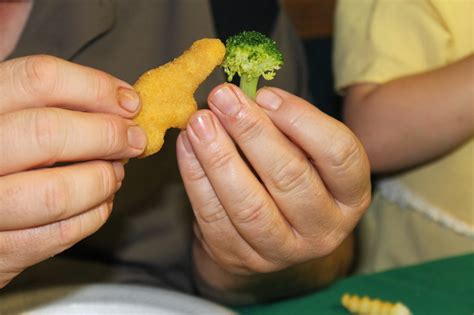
[0, 55, 146, 288]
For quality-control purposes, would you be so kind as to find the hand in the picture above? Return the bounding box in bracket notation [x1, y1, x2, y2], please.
[0, 55, 146, 288]
[177, 84, 370, 291]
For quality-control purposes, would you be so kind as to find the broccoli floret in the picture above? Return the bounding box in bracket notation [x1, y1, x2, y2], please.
[222, 31, 283, 99]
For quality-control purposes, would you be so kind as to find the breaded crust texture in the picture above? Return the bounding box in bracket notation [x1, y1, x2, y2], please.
[133, 38, 225, 157]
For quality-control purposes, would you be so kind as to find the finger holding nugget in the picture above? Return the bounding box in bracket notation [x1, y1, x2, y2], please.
[0, 108, 146, 175]
[0, 54, 143, 288]
[0, 55, 147, 175]
[0, 37, 223, 288]
[0, 55, 141, 117]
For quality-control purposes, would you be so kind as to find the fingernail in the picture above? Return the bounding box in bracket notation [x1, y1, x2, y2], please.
[256, 88, 282, 111]
[118, 88, 140, 113]
[190, 113, 216, 142]
[210, 86, 241, 116]
[127, 125, 147, 150]
[180, 131, 194, 155]
[112, 161, 125, 182]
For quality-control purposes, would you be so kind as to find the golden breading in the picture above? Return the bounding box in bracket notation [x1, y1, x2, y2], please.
[133, 38, 225, 157]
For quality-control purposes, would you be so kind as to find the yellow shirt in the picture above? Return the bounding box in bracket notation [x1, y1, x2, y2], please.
[334, 0, 474, 90]
[334, 0, 474, 271]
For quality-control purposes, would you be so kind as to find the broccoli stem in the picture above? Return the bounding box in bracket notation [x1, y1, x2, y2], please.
[239, 75, 259, 100]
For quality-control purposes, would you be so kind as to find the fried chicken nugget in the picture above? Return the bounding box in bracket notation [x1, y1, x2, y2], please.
[133, 38, 226, 157]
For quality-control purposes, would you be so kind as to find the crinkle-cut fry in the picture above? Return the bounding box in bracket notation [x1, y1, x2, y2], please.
[341, 293, 412, 315]
[133, 38, 225, 157]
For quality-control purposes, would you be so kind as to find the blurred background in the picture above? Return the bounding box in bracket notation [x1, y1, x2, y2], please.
[283, 0, 340, 119]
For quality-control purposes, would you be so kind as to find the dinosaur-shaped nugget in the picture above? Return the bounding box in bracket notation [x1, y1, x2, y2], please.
[133, 38, 225, 157]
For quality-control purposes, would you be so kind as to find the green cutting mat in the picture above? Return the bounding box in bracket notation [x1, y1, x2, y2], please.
[237, 253, 474, 315]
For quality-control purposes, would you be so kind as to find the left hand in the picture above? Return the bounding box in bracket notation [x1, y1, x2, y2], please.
[177, 84, 370, 283]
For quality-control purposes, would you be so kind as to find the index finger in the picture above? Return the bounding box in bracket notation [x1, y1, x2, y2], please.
[255, 87, 371, 209]
[0, 55, 140, 117]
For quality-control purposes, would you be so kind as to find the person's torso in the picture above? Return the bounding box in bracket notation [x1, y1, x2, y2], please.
[9, 0, 309, 291]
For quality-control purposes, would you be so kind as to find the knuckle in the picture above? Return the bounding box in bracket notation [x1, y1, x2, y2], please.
[102, 116, 125, 155]
[287, 108, 306, 130]
[185, 159, 208, 182]
[235, 113, 267, 144]
[216, 257, 244, 274]
[232, 191, 269, 225]
[206, 247, 243, 273]
[0, 234, 31, 273]
[327, 129, 361, 173]
[91, 70, 113, 104]
[271, 155, 313, 194]
[0, 238, 12, 260]
[0, 182, 22, 219]
[351, 189, 372, 217]
[196, 198, 227, 224]
[256, 224, 298, 265]
[22, 55, 60, 97]
[217, 248, 277, 275]
[32, 109, 64, 163]
[95, 162, 116, 196]
[54, 203, 110, 250]
[242, 255, 279, 274]
[307, 230, 344, 257]
[55, 219, 77, 249]
[43, 172, 70, 222]
[205, 146, 235, 171]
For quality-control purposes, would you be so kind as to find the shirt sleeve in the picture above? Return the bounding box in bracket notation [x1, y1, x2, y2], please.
[333, 0, 451, 91]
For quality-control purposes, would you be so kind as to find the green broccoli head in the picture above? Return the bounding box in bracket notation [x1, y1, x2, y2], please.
[222, 31, 283, 99]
